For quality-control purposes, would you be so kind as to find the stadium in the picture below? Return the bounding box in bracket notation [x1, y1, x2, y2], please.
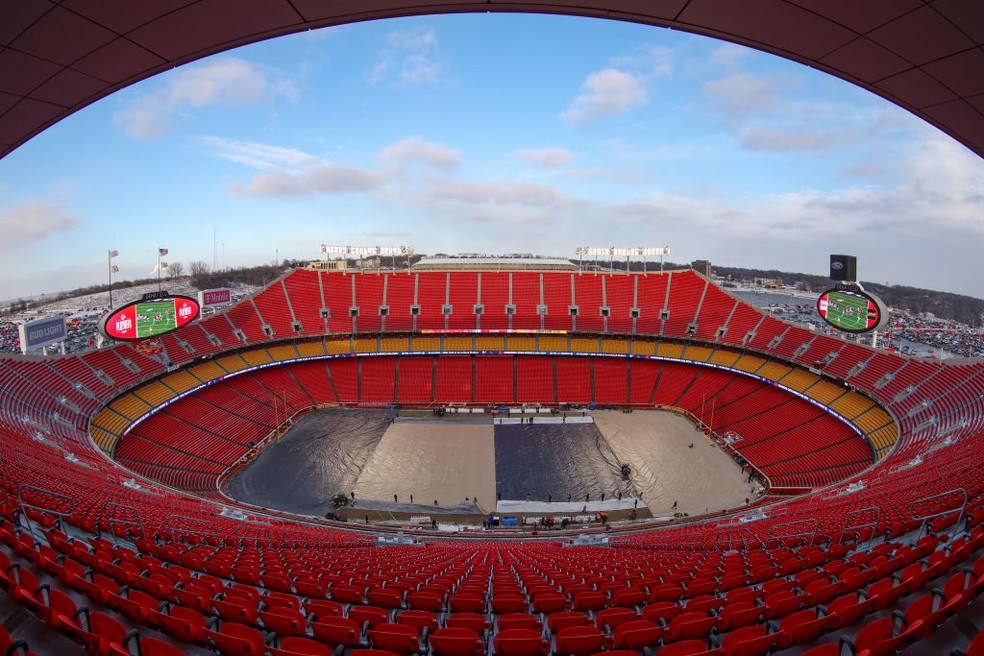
[1, 4, 983, 656]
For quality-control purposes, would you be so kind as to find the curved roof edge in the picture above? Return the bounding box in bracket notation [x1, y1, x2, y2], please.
[0, 2, 982, 161]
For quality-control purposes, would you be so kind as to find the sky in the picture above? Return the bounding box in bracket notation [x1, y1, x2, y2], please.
[1, 12, 983, 303]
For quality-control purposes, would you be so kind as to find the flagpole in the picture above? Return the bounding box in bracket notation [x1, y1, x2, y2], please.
[108, 249, 119, 308]
[158, 248, 166, 292]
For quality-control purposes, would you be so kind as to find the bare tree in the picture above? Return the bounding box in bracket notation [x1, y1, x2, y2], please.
[167, 261, 185, 278]
[189, 260, 209, 276]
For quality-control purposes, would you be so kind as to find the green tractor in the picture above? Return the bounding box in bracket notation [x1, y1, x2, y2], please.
[330, 492, 349, 507]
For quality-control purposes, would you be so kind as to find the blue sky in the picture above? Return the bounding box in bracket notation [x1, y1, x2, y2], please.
[1, 13, 983, 302]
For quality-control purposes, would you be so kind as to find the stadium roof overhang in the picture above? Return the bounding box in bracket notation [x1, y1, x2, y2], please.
[1, 2, 982, 162]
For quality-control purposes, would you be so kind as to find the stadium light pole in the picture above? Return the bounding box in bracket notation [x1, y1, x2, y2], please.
[398, 245, 415, 272]
[575, 246, 588, 273]
[577, 247, 669, 275]
[321, 244, 414, 270]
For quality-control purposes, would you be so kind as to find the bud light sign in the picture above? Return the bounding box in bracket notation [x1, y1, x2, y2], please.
[19, 315, 68, 353]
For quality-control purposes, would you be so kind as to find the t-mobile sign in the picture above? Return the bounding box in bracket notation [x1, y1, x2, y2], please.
[199, 288, 232, 307]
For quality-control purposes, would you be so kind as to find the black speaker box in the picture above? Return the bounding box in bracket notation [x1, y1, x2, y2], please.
[829, 254, 857, 281]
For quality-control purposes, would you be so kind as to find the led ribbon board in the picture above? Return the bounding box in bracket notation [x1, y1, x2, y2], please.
[102, 293, 200, 341]
[817, 287, 888, 334]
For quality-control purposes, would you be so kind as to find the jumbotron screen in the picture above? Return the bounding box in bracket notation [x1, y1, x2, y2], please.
[102, 295, 200, 341]
[816, 288, 888, 334]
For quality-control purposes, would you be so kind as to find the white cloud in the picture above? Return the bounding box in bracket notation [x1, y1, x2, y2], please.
[379, 137, 460, 170]
[514, 147, 576, 169]
[701, 72, 784, 119]
[114, 58, 295, 139]
[561, 167, 649, 183]
[740, 128, 838, 152]
[369, 25, 445, 86]
[387, 25, 438, 51]
[401, 54, 442, 85]
[206, 136, 461, 196]
[562, 69, 648, 126]
[430, 180, 584, 209]
[230, 163, 383, 197]
[112, 105, 171, 140]
[164, 58, 269, 107]
[843, 163, 890, 179]
[604, 132, 984, 249]
[364, 230, 412, 239]
[418, 179, 592, 227]
[201, 136, 318, 170]
[612, 44, 675, 78]
[202, 136, 384, 197]
[708, 43, 753, 69]
[698, 70, 879, 153]
[0, 203, 79, 247]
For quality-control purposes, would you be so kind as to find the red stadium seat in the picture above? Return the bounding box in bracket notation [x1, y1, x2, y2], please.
[310, 616, 362, 649]
[490, 594, 528, 615]
[76, 609, 132, 656]
[269, 636, 336, 656]
[594, 607, 638, 632]
[395, 610, 439, 637]
[215, 595, 259, 625]
[612, 619, 664, 651]
[205, 621, 267, 656]
[496, 614, 542, 632]
[155, 603, 209, 644]
[448, 592, 486, 613]
[779, 607, 833, 647]
[653, 639, 721, 656]
[554, 625, 613, 656]
[349, 605, 392, 631]
[259, 606, 308, 639]
[665, 611, 718, 642]
[642, 602, 683, 625]
[719, 624, 778, 656]
[429, 627, 486, 656]
[491, 629, 550, 656]
[367, 623, 420, 655]
[531, 593, 568, 614]
[547, 611, 592, 635]
[306, 599, 345, 621]
[446, 613, 492, 636]
[798, 644, 841, 656]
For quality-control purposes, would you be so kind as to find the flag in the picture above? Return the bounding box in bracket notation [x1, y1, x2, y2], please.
[111, 265, 119, 273]
[158, 248, 168, 256]
[109, 249, 119, 257]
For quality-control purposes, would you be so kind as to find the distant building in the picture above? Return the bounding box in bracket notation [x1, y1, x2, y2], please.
[307, 259, 348, 271]
[691, 260, 712, 277]
[357, 256, 384, 268]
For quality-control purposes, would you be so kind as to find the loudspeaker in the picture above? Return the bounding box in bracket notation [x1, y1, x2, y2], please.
[829, 254, 857, 282]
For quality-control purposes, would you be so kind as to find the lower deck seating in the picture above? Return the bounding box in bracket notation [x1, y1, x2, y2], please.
[0, 267, 982, 656]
